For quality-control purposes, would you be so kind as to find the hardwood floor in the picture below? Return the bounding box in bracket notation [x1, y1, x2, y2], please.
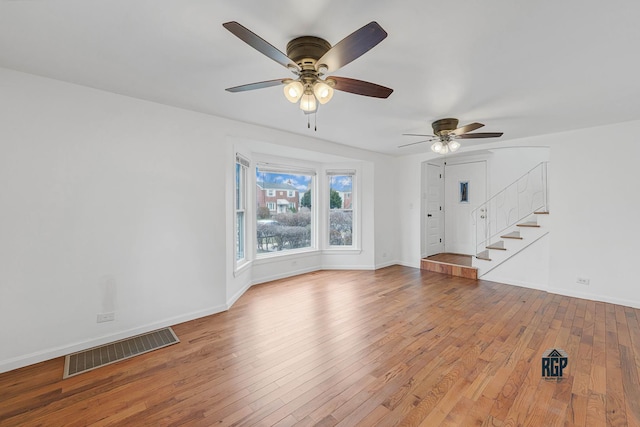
[2, 266, 640, 426]
[425, 253, 472, 267]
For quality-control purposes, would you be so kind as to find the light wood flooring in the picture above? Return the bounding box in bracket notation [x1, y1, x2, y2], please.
[422, 253, 477, 279]
[2, 266, 640, 426]
[425, 253, 473, 267]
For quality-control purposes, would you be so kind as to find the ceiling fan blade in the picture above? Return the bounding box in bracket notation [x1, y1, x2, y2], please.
[225, 78, 287, 92]
[223, 21, 300, 71]
[402, 133, 435, 137]
[457, 132, 504, 139]
[330, 76, 393, 98]
[317, 22, 387, 73]
[398, 139, 435, 148]
[451, 122, 484, 135]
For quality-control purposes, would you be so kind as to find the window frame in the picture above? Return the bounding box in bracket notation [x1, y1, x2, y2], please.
[326, 169, 359, 251]
[234, 154, 250, 269]
[255, 162, 317, 258]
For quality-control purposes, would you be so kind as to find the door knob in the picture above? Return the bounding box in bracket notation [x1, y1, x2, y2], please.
[427, 214, 433, 217]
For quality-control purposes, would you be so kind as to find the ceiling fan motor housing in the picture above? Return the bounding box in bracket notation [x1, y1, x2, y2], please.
[432, 118, 459, 136]
[286, 36, 331, 68]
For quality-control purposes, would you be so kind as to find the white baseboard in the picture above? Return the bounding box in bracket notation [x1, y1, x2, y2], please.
[251, 265, 321, 286]
[321, 264, 377, 271]
[250, 263, 390, 286]
[374, 260, 398, 269]
[396, 260, 421, 269]
[547, 286, 640, 310]
[481, 276, 548, 291]
[226, 281, 252, 309]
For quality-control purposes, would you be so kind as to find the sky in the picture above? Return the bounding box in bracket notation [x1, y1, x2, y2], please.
[256, 172, 352, 192]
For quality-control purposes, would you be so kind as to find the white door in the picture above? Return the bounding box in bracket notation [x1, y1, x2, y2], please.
[444, 161, 487, 255]
[422, 162, 444, 257]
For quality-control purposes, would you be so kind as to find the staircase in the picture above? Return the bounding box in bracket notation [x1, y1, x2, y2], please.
[472, 162, 550, 278]
[421, 253, 478, 279]
[473, 211, 549, 276]
[420, 162, 549, 280]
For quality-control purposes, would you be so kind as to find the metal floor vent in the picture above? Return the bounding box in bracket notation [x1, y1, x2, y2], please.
[63, 327, 179, 378]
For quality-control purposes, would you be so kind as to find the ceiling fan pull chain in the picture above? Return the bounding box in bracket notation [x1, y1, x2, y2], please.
[307, 114, 310, 129]
[314, 111, 317, 131]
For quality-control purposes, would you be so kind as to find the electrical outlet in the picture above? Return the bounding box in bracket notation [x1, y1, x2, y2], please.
[97, 312, 115, 323]
[576, 277, 590, 285]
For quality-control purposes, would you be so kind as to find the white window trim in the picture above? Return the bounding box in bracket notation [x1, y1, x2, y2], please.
[325, 168, 360, 251]
[234, 153, 251, 274]
[255, 161, 318, 259]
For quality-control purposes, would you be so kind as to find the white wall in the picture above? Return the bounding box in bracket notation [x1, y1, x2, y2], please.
[394, 154, 424, 267]
[374, 159, 398, 267]
[547, 121, 640, 308]
[0, 68, 397, 373]
[486, 147, 550, 198]
[0, 68, 228, 372]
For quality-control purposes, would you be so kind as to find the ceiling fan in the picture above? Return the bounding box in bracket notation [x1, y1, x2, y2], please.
[399, 118, 503, 154]
[222, 21, 393, 116]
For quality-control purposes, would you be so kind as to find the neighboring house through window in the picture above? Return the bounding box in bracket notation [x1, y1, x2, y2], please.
[328, 171, 355, 247]
[256, 165, 315, 255]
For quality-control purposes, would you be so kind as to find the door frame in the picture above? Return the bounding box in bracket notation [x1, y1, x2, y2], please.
[421, 160, 445, 257]
[421, 155, 491, 259]
[443, 159, 488, 255]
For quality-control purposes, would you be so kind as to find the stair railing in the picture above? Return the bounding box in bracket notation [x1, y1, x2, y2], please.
[472, 161, 549, 256]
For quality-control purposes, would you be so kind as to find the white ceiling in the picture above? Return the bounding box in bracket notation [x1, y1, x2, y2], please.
[1, 0, 639, 155]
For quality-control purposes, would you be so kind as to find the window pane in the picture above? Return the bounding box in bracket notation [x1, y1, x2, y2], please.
[236, 212, 244, 260]
[257, 170, 313, 254]
[235, 162, 246, 262]
[329, 175, 353, 246]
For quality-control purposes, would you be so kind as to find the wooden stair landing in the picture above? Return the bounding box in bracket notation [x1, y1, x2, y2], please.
[421, 253, 478, 280]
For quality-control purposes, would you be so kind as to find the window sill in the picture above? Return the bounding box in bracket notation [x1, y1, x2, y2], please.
[322, 248, 362, 255]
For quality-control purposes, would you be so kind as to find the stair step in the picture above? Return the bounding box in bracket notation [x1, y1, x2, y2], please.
[486, 241, 506, 251]
[534, 211, 550, 215]
[501, 231, 523, 240]
[476, 250, 491, 261]
[517, 221, 540, 228]
[420, 257, 478, 280]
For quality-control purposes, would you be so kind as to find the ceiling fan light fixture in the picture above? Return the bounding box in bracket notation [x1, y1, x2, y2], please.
[431, 141, 444, 153]
[299, 92, 317, 113]
[313, 81, 334, 104]
[399, 118, 502, 152]
[283, 81, 304, 103]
